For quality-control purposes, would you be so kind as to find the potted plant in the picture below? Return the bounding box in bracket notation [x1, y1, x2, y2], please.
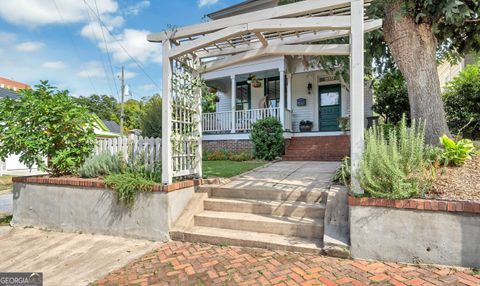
[247, 74, 262, 88]
[299, 120, 313, 132]
[337, 116, 350, 134]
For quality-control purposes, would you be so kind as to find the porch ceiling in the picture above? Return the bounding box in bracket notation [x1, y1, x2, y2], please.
[148, 0, 381, 66]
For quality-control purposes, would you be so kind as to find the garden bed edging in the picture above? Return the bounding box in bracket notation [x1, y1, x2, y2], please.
[349, 197, 480, 268]
[11, 176, 220, 241]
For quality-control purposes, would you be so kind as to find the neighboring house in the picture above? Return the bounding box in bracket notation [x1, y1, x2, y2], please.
[102, 120, 122, 136]
[200, 0, 373, 160]
[92, 114, 121, 138]
[437, 54, 478, 91]
[0, 76, 30, 91]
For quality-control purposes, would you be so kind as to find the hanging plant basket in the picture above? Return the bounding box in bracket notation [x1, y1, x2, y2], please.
[252, 80, 262, 88]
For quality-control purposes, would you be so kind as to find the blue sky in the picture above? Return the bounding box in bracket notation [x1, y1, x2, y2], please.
[0, 0, 242, 100]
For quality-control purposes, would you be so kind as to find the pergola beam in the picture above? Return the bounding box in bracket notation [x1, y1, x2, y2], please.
[248, 16, 351, 32]
[255, 32, 268, 47]
[202, 44, 350, 73]
[169, 24, 248, 59]
[148, 0, 354, 42]
[196, 19, 381, 59]
[170, 16, 354, 58]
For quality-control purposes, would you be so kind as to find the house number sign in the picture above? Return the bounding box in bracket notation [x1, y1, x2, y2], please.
[297, 98, 307, 106]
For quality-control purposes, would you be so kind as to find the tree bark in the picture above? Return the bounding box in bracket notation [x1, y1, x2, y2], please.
[383, 1, 451, 145]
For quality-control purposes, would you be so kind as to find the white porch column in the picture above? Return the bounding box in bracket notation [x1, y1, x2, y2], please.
[162, 40, 173, 184]
[230, 75, 236, 133]
[279, 69, 285, 129]
[287, 73, 292, 111]
[350, 0, 365, 194]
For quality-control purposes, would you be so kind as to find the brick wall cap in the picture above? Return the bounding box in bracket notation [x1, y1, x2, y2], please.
[348, 196, 480, 215]
[13, 175, 220, 193]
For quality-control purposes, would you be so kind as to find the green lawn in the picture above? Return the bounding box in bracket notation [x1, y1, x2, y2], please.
[202, 160, 266, 178]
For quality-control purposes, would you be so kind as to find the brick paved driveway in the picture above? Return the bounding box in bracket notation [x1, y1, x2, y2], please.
[96, 242, 479, 286]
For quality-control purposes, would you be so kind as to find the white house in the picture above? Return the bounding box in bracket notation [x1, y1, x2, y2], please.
[148, 0, 379, 185]
[198, 0, 375, 160]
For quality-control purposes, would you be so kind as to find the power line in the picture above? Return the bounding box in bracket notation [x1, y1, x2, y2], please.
[92, 0, 121, 100]
[82, 0, 161, 92]
[82, 0, 117, 99]
[52, 0, 98, 95]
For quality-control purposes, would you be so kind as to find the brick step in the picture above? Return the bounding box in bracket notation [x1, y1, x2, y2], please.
[194, 211, 324, 239]
[170, 226, 323, 254]
[203, 198, 326, 219]
[199, 186, 329, 203]
[282, 156, 344, 161]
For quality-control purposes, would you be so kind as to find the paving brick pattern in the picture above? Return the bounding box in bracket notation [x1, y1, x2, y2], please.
[96, 242, 480, 286]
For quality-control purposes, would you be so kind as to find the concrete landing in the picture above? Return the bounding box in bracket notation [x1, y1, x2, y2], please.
[0, 227, 162, 286]
[223, 161, 340, 191]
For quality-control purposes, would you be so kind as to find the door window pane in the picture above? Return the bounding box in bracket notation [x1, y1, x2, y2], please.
[321, 92, 340, 106]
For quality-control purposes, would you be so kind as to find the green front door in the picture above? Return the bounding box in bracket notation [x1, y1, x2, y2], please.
[319, 85, 341, 131]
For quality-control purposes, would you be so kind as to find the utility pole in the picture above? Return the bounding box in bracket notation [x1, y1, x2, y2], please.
[120, 66, 125, 136]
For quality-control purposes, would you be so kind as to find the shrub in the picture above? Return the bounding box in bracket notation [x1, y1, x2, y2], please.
[205, 150, 229, 161]
[250, 117, 284, 161]
[333, 156, 351, 188]
[358, 116, 434, 199]
[104, 172, 156, 207]
[439, 135, 475, 166]
[0, 81, 95, 176]
[443, 62, 480, 140]
[203, 149, 254, 161]
[78, 153, 124, 178]
[372, 70, 410, 124]
[228, 150, 254, 161]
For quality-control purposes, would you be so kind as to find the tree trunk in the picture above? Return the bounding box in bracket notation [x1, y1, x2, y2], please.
[383, 1, 450, 145]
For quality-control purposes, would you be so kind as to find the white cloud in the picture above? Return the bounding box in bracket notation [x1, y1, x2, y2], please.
[141, 84, 155, 91]
[117, 70, 136, 80]
[0, 0, 118, 28]
[77, 61, 106, 78]
[125, 1, 150, 16]
[0, 32, 17, 44]
[15, 41, 44, 52]
[42, 61, 66, 69]
[198, 0, 220, 8]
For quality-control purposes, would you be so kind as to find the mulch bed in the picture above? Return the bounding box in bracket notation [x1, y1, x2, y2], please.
[427, 156, 480, 202]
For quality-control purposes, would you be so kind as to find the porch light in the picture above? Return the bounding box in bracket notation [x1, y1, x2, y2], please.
[307, 83, 313, 94]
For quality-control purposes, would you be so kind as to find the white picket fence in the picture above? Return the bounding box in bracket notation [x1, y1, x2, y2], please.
[94, 135, 162, 168]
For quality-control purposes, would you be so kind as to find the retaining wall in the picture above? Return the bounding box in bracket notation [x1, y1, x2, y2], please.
[11, 177, 218, 241]
[349, 197, 480, 268]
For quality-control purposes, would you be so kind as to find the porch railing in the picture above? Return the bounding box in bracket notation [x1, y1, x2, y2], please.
[202, 111, 232, 133]
[203, 107, 286, 133]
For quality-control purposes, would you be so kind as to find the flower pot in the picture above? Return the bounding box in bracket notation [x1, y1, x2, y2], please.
[299, 125, 312, 132]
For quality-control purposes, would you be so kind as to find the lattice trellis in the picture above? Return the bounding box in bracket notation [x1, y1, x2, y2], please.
[168, 55, 203, 179]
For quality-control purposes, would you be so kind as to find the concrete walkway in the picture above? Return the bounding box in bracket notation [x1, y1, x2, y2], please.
[0, 227, 162, 286]
[224, 161, 340, 191]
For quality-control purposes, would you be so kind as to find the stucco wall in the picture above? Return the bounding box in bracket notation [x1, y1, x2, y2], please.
[12, 183, 194, 241]
[350, 206, 480, 268]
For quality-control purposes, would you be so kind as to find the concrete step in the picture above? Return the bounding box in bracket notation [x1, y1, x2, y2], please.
[194, 211, 324, 239]
[171, 226, 323, 254]
[203, 198, 326, 219]
[200, 186, 328, 203]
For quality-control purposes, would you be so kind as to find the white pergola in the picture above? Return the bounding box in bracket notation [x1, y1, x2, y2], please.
[148, 0, 381, 191]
